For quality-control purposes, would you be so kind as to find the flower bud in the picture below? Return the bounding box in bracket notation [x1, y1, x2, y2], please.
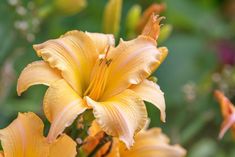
[103, 0, 122, 37]
[158, 24, 173, 44]
[126, 4, 142, 39]
[54, 0, 87, 15]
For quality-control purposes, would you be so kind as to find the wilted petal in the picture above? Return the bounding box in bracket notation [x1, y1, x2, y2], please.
[44, 79, 87, 142]
[105, 138, 120, 157]
[83, 122, 120, 157]
[0, 112, 49, 157]
[83, 121, 121, 157]
[17, 61, 61, 96]
[131, 79, 166, 122]
[85, 90, 147, 148]
[137, 3, 166, 34]
[83, 132, 108, 157]
[119, 128, 186, 157]
[83, 133, 119, 157]
[214, 90, 235, 139]
[33, 30, 98, 96]
[86, 32, 115, 53]
[49, 134, 77, 157]
[141, 13, 165, 41]
[102, 36, 167, 99]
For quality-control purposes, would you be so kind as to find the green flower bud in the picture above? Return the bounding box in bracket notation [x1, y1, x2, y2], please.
[126, 4, 142, 39]
[158, 24, 173, 44]
[54, 0, 87, 15]
[103, 0, 122, 37]
[148, 76, 158, 83]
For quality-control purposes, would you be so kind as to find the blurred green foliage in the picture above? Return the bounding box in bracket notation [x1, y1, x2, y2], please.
[0, 0, 235, 156]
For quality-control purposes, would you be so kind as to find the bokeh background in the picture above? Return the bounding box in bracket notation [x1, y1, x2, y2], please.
[0, 0, 235, 156]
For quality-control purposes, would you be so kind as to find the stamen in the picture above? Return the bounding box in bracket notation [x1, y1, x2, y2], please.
[84, 54, 112, 100]
[104, 45, 111, 59]
[106, 59, 112, 66]
[99, 58, 104, 65]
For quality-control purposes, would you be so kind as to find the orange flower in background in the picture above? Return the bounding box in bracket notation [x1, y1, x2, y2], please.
[0, 112, 76, 157]
[17, 14, 168, 148]
[214, 90, 235, 139]
[83, 122, 186, 157]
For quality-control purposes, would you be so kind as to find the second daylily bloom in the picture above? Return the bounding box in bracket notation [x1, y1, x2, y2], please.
[214, 90, 235, 139]
[118, 128, 186, 157]
[83, 122, 186, 157]
[17, 14, 168, 148]
[0, 112, 76, 157]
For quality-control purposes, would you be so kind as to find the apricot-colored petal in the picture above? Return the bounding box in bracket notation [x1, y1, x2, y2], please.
[33, 30, 98, 96]
[17, 61, 61, 96]
[49, 134, 77, 157]
[85, 32, 115, 53]
[0, 112, 49, 157]
[119, 128, 186, 157]
[102, 36, 167, 99]
[131, 79, 166, 122]
[141, 14, 165, 41]
[83, 133, 119, 157]
[44, 79, 87, 142]
[85, 90, 147, 148]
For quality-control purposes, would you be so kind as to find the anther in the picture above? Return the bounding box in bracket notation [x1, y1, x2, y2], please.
[106, 59, 112, 66]
[99, 58, 104, 65]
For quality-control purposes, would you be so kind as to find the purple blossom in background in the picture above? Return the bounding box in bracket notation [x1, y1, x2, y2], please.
[217, 40, 235, 65]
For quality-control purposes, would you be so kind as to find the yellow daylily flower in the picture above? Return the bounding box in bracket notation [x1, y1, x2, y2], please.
[83, 122, 186, 157]
[214, 90, 235, 139]
[0, 112, 76, 157]
[17, 14, 168, 148]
